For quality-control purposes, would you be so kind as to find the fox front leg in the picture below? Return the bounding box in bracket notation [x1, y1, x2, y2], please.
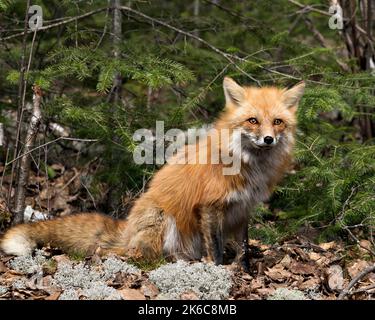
[200, 208, 224, 265]
[239, 223, 250, 273]
[212, 221, 224, 265]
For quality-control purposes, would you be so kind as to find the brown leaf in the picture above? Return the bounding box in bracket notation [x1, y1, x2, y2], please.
[45, 291, 62, 300]
[279, 255, 293, 268]
[308, 252, 322, 262]
[52, 254, 71, 265]
[118, 288, 146, 300]
[347, 260, 371, 279]
[250, 277, 264, 290]
[319, 241, 336, 251]
[299, 277, 321, 290]
[264, 265, 292, 282]
[294, 248, 310, 262]
[241, 273, 252, 281]
[256, 287, 275, 296]
[180, 290, 199, 300]
[327, 265, 344, 291]
[141, 283, 159, 299]
[0, 261, 8, 273]
[289, 261, 316, 276]
[358, 240, 373, 255]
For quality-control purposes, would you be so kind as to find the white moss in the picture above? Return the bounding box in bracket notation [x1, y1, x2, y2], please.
[102, 256, 139, 279]
[59, 288, 79, 300]
[53, 258, 132, 300]
[8, 249, 46, 274]
[52, 262, 102, 289]
[0, 285, 8, 295]
[305, 289, 323, 300]
[81, 283, 122, 300]
[149, 260, 232, 300]
[12, 278, 27, 290]
[267, 288, 308, 300]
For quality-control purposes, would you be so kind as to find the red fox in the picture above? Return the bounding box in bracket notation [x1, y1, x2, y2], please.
[1, 77, 305, 271]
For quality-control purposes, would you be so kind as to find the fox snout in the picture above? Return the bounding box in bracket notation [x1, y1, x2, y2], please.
[244, 131, 281, 149]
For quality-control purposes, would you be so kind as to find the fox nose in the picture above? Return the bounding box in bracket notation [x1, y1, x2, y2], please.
[264, 136, 274, 145]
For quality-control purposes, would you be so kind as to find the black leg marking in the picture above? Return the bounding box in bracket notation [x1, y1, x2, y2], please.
[212, 224, 224, 265]
[240, 224, 250, 273]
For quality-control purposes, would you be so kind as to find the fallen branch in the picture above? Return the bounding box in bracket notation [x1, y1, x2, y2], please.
[351, 283, 375, 295]
[338, 264, 375, 300]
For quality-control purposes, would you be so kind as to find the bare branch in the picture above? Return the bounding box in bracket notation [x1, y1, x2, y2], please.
[288, 0, 333, 17]
[302, 16, 350, 72]
[0, 8, 107, 42]
[5, 137, 98, 168]
[338, 264, 375, 299]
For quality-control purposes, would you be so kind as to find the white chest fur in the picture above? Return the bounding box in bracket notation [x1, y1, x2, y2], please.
[225, 142, 290, 207]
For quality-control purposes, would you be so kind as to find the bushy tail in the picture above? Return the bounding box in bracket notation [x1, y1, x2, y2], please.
[0, 213, 127, 256]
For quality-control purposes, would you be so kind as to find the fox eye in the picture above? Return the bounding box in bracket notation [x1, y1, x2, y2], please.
[248, 118, 258, 124]
[274, 119, 283, 125]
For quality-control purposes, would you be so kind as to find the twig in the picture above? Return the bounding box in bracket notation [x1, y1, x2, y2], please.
[81, 180, 97, 210]
[335, 186, 375, 257]
[338, 264, 375, 299]
[351, 283, 375, 295]
[0, 8, 107, 41]
[302, 16, 350, 72]
[60, 168, 80, 192]
[94, 1, 111, 50]
[342, 224, 375, 257]
[5, 137, 98, 168]
[288, 0, 333, 18]
[202, 0, 257, 26]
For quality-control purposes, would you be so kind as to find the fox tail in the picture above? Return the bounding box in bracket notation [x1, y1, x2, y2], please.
[0, 213, 127, 256]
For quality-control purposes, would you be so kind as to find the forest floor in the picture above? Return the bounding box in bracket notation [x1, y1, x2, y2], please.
[0, 237, 374, 300]
[0, 164, 374, 300]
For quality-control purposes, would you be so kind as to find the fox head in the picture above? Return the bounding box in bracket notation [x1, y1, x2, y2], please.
[220, 77, 305, 150]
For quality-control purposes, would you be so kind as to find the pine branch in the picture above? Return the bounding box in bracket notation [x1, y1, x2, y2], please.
[117, 4, 261, 85]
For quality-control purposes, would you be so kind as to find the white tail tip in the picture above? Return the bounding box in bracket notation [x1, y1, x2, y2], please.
[1, 231, 34, 256]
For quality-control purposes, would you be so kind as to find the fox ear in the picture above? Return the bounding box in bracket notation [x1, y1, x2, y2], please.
[223, 77, 245, 107]
[283, 81, 305, 109]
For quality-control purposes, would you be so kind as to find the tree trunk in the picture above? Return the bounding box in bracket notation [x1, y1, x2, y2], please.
[339, 0, 375, 140]
[7, 0, 31, 205]
[12, 86, 43, 225]
[106, 0, 123, 215]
